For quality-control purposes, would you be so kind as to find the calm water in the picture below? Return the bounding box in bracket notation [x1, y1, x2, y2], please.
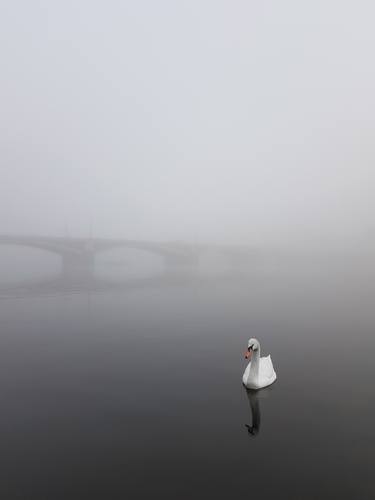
[0, 261, 374, 499]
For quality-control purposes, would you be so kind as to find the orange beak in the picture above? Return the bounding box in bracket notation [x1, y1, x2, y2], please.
[245, 349, 252, 360]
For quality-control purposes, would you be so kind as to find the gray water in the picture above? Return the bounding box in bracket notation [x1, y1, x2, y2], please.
[0, 257, 374, 499]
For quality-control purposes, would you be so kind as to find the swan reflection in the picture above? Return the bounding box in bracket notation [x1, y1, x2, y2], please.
[244, 386, 273, 437]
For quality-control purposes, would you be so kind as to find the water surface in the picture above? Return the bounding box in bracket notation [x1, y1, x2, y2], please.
[0, 259, 374, 499]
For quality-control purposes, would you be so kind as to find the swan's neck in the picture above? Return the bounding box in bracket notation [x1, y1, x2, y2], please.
[248, 349, 260, 383]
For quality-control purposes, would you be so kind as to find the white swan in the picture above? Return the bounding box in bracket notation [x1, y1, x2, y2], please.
[242, 338, 277, 390]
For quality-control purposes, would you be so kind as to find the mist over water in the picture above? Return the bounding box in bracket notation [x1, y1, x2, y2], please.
[1, 1, 375, 499]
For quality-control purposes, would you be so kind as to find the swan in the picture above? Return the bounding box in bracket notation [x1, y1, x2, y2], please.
[242, 338, 277, 390]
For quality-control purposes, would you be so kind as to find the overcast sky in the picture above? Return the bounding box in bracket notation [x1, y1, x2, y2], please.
[1, 1, 374, 248]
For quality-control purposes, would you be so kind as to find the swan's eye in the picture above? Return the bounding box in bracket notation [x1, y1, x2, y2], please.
[248, 345, 253, 351]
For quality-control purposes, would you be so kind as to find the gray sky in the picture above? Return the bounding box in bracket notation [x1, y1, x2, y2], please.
[1, 1, 375, 248]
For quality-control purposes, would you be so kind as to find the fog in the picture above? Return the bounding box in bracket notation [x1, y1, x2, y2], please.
[1, 1, 375, 252]
[2, 5, 375, 498]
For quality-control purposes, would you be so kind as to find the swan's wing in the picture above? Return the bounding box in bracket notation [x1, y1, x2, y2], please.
[260, 355, 275, 379]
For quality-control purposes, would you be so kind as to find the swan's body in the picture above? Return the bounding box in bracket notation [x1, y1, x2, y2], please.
[242, 338, 277, 390]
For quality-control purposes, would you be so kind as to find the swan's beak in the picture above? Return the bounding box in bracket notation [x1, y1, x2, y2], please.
[245, 349, 252, 360]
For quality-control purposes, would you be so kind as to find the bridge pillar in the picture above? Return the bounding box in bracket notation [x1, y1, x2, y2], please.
[163, 253, 199, 275]
[61, 252, 95, 284]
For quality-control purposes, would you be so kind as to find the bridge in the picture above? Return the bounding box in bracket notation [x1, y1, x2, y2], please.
[0, 234, 256, 285]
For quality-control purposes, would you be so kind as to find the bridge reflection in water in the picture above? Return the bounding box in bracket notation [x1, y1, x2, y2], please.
[0, 235, 256, 298]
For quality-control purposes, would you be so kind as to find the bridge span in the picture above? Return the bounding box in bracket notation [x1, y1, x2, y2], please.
[0, 235, 255, 283]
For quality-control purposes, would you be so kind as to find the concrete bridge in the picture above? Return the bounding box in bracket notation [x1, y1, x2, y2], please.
[0, 234, 256, 284]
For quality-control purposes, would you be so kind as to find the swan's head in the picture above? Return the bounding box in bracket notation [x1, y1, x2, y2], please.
[245, 338, 260, 359]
